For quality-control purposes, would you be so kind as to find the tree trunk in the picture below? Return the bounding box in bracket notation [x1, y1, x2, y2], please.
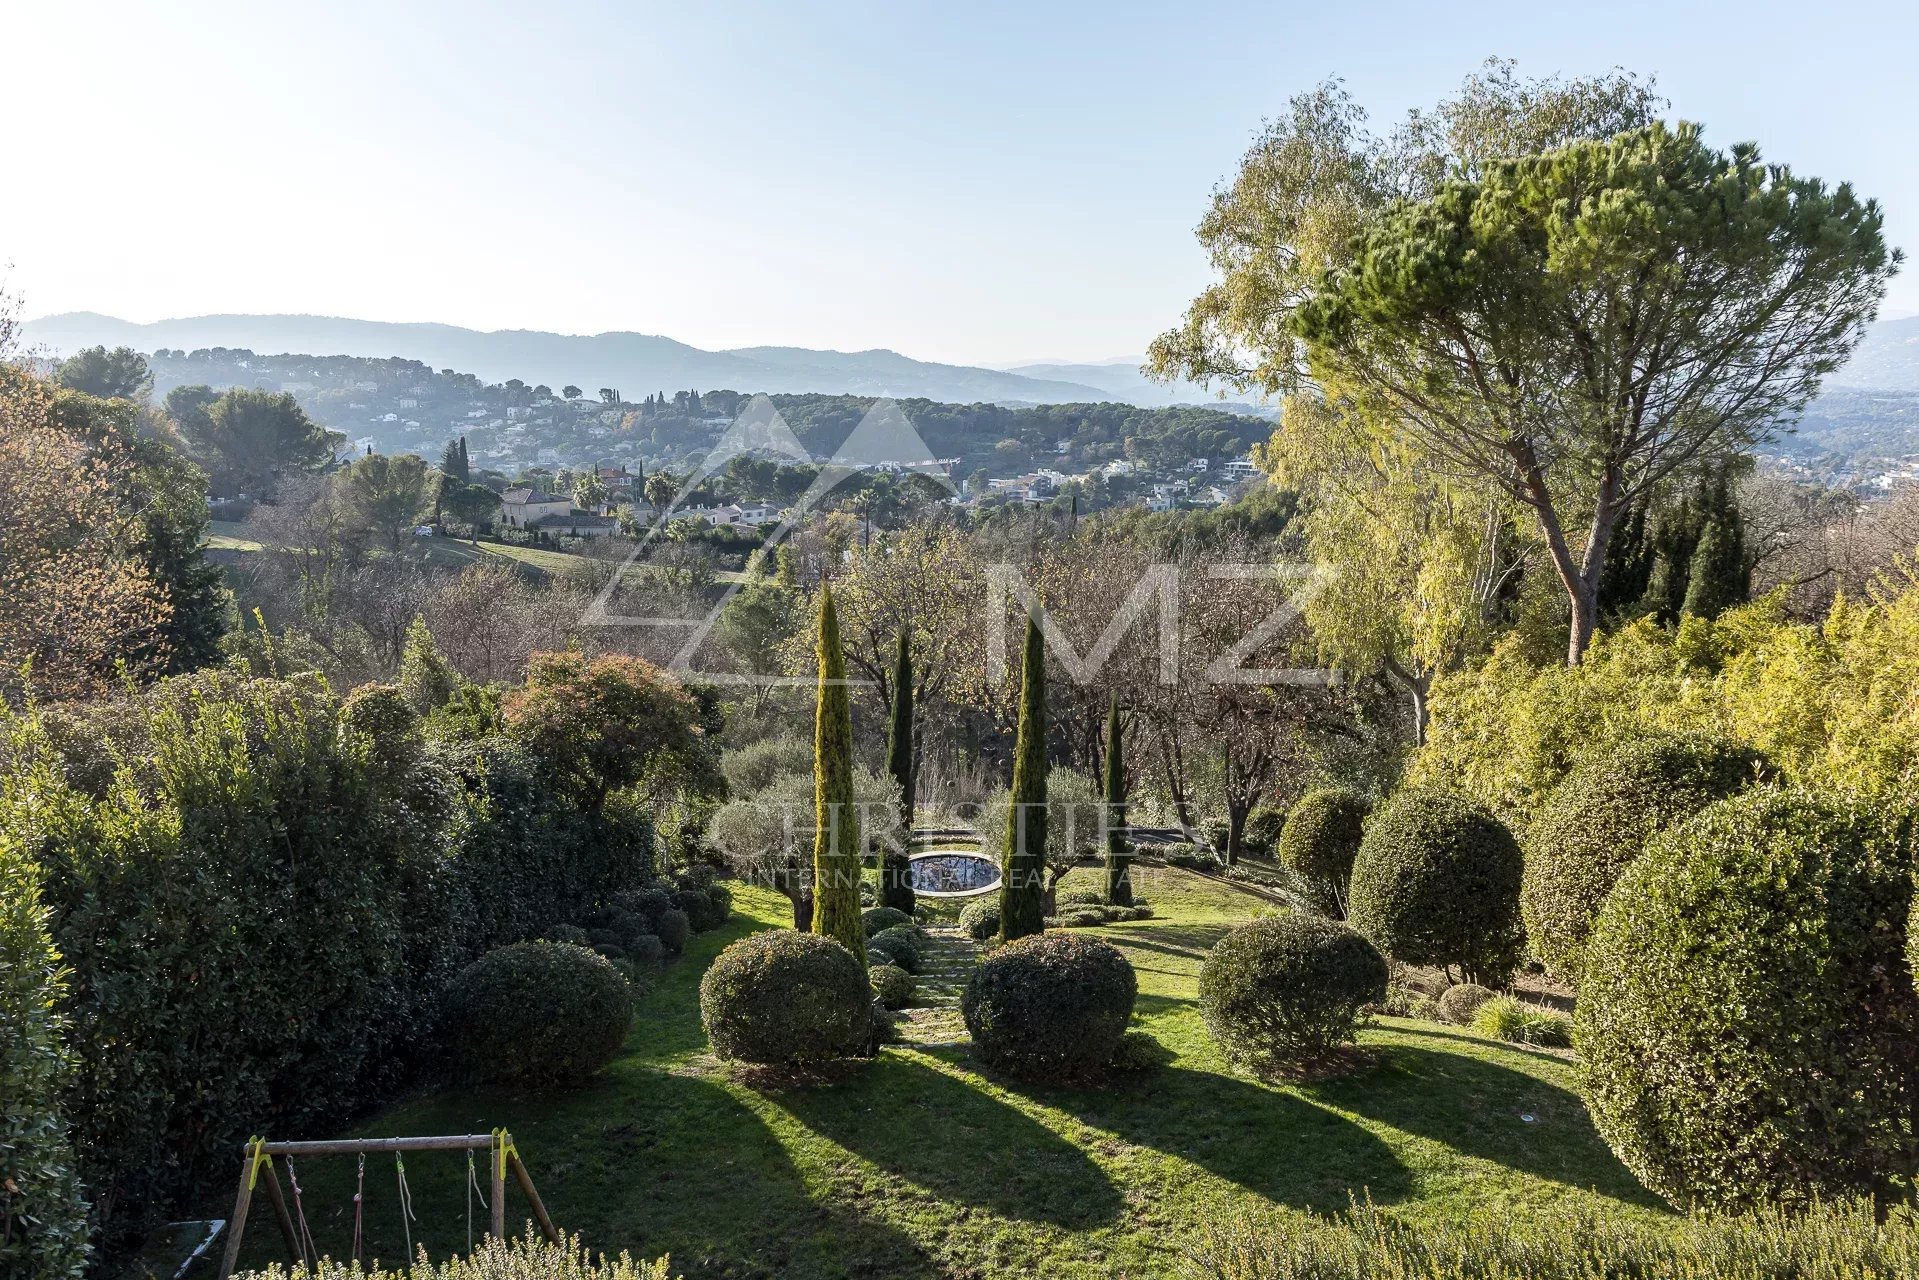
[1225, 795, 1252, 868]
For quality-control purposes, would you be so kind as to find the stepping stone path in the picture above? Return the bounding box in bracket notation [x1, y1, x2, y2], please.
[894, 922, 981, 1047]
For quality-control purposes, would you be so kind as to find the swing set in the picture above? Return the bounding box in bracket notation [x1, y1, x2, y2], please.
[214, 1131, 558, 1280]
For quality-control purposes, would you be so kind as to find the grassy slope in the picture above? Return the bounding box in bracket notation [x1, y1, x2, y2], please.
[224, 868, 1661, 1280]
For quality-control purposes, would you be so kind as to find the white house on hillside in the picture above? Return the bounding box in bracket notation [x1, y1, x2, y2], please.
[499, 488, 573, 529]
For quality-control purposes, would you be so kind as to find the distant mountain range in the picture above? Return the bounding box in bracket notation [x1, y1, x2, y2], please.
[22, 310, 1916, 431]
[19, 311, 1169, 406]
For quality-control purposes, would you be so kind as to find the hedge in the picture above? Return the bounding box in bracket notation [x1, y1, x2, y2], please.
[1521, 733, 1762, 983]
[1277, 788, 1368, 917]
[445, 942, 634, 1085]
[0, 807, 89, 1280]
[1346, 787, 1523, 984]
[1198, 913, 1387, 1076]
[962, 932, 1136, 1077]
[700, 930, 871, 1066]
[1578, 788, 1919, 1209]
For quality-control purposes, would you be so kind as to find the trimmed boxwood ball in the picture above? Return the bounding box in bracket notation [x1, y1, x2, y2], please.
[870, 963, 915, 1010]
[1198, 913, 1388, 1076]
[1522, 733, 1762, 984]
[866, 930, 919, 974]
[1436, 982, 1496, 1026]
[700, 930, 871, 1066]
[1578, 788, 1919, 1210]
[959, 898, 1000, 941]
[1278, 788, 1368, 917]
[675, 887, 727, 933]
[1243, 805, 1285, 853]
[1347, 787, 1523, 984]
[863, 906, 913, 935]
[962, 932, 1137, 1077]
[446, 941, 633, 1085]
[654, 907, 691, 954]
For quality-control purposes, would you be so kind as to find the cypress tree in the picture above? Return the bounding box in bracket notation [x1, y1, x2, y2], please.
[999, 615, 1048, 941]
[811, 585, 865, 966]
[1682, 498, 1748, 620]
[1103, 691, 1133, 906]
[881, 627, 917, 913]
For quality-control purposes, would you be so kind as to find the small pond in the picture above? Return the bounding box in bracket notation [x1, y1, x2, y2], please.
[907, 850, 1001, 897]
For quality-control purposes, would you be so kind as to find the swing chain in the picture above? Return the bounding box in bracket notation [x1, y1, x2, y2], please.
[351, 1154, 365, 1267]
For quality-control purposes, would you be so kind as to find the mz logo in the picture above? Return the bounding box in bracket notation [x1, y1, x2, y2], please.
[983, 563, 1334, 687]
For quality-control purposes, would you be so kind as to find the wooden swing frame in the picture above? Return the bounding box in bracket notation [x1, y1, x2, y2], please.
[214, 1130, 558, 1280]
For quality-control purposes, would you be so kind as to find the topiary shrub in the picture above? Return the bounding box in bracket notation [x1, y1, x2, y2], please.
[959, 898, 1000, 941]
[699, 930, 871, 1067]
[1578, 788, 1919, 1210]
[675, 887, 727, 933]
[1436, 982, 1497, 1026]
[1278, 788, 1368, 917]
[1064, 909, 1105, 928]
[870, 963, 914, 1010]
[1347, 788, 1523, 984]
[962, 932, 1136, 1078]
[1522, 733, 1763, 983]
[542, 924, 591, 947]
[1057, 887, 1107, 909]
[1470, 995, 1572, 1047]
[445, 942, 633, 1085]
[626, 934, 665, 968]
[1198, 913, 1388, 1077]
[1243, 805, 1285, 854]
[654, 907, 690, 955]
[866, 929, 919, 973]
[612, 883, 676, 926]
[862, 906, 912, 936]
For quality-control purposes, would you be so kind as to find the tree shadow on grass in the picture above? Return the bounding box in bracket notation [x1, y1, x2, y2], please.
[1014, 1064, 1413, 1214]
[228, 1069, 937, 1280]
[1103, 928, 1228, 963]
[1307, 1039, 1663, 1207]
[772, 1053, 1125, 1230]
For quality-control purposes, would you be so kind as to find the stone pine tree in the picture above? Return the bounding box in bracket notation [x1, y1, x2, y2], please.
[999, 614, 1049, 941]
[1102, 691, 1133, 906]
[811, 585, 865, 966]
[881, 627, 917, 913]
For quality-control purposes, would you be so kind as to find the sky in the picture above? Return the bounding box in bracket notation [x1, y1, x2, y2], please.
[3, 0, 1915, 367]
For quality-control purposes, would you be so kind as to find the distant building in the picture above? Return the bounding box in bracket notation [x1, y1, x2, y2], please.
[499, 488, 573, 530]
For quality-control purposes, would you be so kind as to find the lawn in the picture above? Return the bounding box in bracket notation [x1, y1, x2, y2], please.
[219, 868, 1663, 1280]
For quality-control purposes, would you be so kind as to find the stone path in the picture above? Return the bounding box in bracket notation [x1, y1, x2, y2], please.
[893, 922, 980, 1047]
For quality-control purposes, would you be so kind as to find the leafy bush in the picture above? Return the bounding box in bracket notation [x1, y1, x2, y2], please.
[962, 933, 1137, 1077]
[1579, 788, 1919, 1209]
[699, 930, 871, 1066]
[1521, 733, 1762, 982]
[1347, 788, 1524, 984]
[1277, 788, 1368, 917]
[1470, 995, 1572, 1047]
[865, 932, 919, 974]
[1243, 805, 1285, 853]
[1164, 844, 1220, 870]
[1063, 909, 1106, 927]
[542, 924, 591, 947]
[1181, 1196, 1919, 1280]
[445, 942, 634, 1085]
[959, 898, 1000, 941]
[1435, 983, 1496, 1026]
[625, 935, 665, 968]
[675, 887, 728, 933]
[1057, 886, 1107, 909]
[870, 963, 915, 1010]
[1198, 913, 1388, 1076]
[654, 907, 691, 954]
[0, 830, 89, 1280]
[234, 1229, 671, 1280]
[862, 905, 913, 935]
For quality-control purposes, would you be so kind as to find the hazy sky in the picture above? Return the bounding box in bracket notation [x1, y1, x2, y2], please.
[4, 0, 1914, 366]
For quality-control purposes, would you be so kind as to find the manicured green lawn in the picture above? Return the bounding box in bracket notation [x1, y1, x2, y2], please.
[222, 869, 1663, 1279]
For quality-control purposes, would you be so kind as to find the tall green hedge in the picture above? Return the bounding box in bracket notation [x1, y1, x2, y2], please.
[1346, 787, 1523, 984]
[1579, 788, 1919, 1210]
[1521, 733, 1761, 983]
[3, 667, 661, 1252]
[0, 795, 89, 1280]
